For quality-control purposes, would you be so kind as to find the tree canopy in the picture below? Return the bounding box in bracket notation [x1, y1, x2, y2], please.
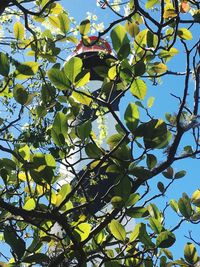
[0, 0, 200, 266]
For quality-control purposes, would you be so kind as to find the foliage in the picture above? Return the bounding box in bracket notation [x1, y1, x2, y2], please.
[0, 0, 199, 266]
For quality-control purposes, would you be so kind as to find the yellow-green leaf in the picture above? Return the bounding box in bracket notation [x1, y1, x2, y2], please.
[23, 199, 36, 211]
[151, 62, 167, 74]
[130, 79, 147, 100]
[79, 19, 90, 35]
[75, 223, 91, 241]
[72, 90, 92, 106]
[58, 13, 70, 34]
[177, 28, 193, 40]
[15, 62, 39, 80]
[109, 219, 126, 242]
[184, 243, 198, 264]
[13, 22, 25, 40]
[48, 15, 60, 29]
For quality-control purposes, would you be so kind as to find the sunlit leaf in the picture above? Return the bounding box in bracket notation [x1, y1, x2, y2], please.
[79, 19, 90, 35]
[124, 103, 139, 133]
[0, 52, 9, 77]
[47, 68, 70, 90]
[23, 198, 36, 211]
[184, 243, 198, 264]
[13, 21, 25, 40]
[130, 79, 147, 100]
[177, 28, 193, 40]
[109, 219, 126, 242]
[15, 62, 39, 80]
[156, 231, 176, 248]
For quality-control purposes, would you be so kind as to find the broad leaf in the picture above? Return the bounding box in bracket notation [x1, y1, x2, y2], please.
[109, 219, 126, 242]
[156, 231, 176, 248]
[13, 21, 25, 40]
[130, 79, 147, 100]
[0, 52, 9, 76]
[47, 68, 70, 90]
[79, 19, 90, 35]
[124, 103, 139, 133]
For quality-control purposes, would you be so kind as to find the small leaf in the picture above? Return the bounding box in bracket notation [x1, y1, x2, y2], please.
[23, 198, 36, 211]
[147, 97, 155, 108]
[13, 21, 25, 40]
[130, 79, 147, 100]
[156, 231, 176, 248]
[109, 219, 126, 242]
[64, 57, 83, 83]
[145, 0, 159, 9]
[157, 182, 165, 193]
[125, 21, 139, 37]
[149, 217, 163, 234]
[162, 166, 174, 179]
[169, 199, 179, 213]
[111, 25, 130, 58]
[174, 170, 186, 179]
[124, 103, 139, 133]
[72, 90, 92, 106]
[177, 28, 193, 40]
[191, 189, 200, 207]
[85, 143, 102, 159]
[147, 154, 157, 169]
[184, 243, 198, 264]
[178, 193, 192, 219]
[0, 52, 9, 76]
[77, 120, 92, 139]
[151, 62, 167, 74]
[79, 19, 90, 35]
[13, 84, 28, 105]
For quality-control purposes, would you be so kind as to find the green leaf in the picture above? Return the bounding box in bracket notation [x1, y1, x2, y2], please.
[129, 223, 141, 242]
[124, 103, 139, 133]
[4, 226, 25, 260]
[177, 28, 193, 40]
[111, 24, 130, 58]
[127, 207, 149, 218]
[159, 48, 179, 62]
[75, 223, 91, 241]
[169, 199, 179, 213]
[157, 182, 165, 193]
[156, 231, 176, 248]
[45, 154, 56, 168]
[109, 219, 126, 242]
[133, 61, 146, 76]
[13, 21, 25, 40]
[64, 57, 83, 83]
[48, 15, 60, 28]
[148, 203, 161, 219]
[51, 111, 68, 146]
[15, 62, 39, 80]
[146, 154, 157, 169]
[79, 19, 90, 35]
[162, 166, 174, 179]
[163, 248, 173, 260]
[125, 21, 140, 38]
[149, 217, 163, 234]
[174, 170, 186, 179]
[47, 68, 70, 90]
[178, 194, 192, 219]
[147, 97, 155, 108]
[130, 79, 147, 100]
[125, 193, 140, 207]
[139, 223, 155, 247]
[191, 189, 200, 207]
[13, 84, 28, 105]
[58, 13, 70, 33]
[72, 90, 92, 106]
[77, 120, 92, 139]
[85, 143, 102, 159]
[147, 30, 158, 48]
[107, 134, 125, 149]
[151, 62, 167, 74]
[23, 253, 50, 264]
[75, 70, 90, 87]
[0, 52, 9, 76]
[145, 0, 159, 9]
[184, 243, 198, 264]
[134, 29, 148, 54]
[23, 198, 36, 211]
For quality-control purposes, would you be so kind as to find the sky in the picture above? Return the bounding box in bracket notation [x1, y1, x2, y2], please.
[62, 0, 200, 260]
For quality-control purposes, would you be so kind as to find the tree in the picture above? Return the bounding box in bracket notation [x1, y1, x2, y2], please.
[0, 0, 199, 266]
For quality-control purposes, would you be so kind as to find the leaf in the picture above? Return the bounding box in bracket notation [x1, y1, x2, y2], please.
[127, 207, 149, 218]
[180, 1, 190, 13]
[156, 231, 176, 248]
[79, 19, 90, 35]
[51, 111, 68, 146]
[13, 84, 28, 105]
[134, 29, 148, 54]
[145, 0, 159, 9]
[4, 226, 25, 260]
[77, 120, 92, 139]
[191, 189, 200, 207]
[130, 79, 147, 100]
[23, 253, 50, 264]
[151, 62, 167, 74]
[64, 57, 83, 83]
[45, 154, 56, 168]
[124, 103, 139, 133]
[174, 170, 186, 179]
[111, 24, 130, 58]
[75, 70, 90, 87]
[163, 248, 173, 260]
[177, 28, 193, 40]
[163, 4, 177, 19]
[13, 21, 25, 40]
[72, 90, 92, 106]
[75, 223, 91, 241]
[85, 143, 102, 159]
[162, 166, 174, 179]
[109, 219, 126, 242]
[0, 52, 9, 76]
[47, 68, 70, 90]
[159, 48, 179, 62]
[133, 61, 146, 76]
[184, 243, 198, 264]
[23, 198, 36, 211]
[48, 15, 60, 28]
[125, 21, 139, 37]
[157, 182, 165, 193]
[169, 199, 179, 213]
[147, 154, 157, 169]
[129, 223, 141, 242]
[178, 194, 192, 219]
[15, 62, 39, 80]
[58, 13, 70, 33]
[147, 97, 155, 108]
[149, 217, 163, 234]
[147, 30, 158, 48]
